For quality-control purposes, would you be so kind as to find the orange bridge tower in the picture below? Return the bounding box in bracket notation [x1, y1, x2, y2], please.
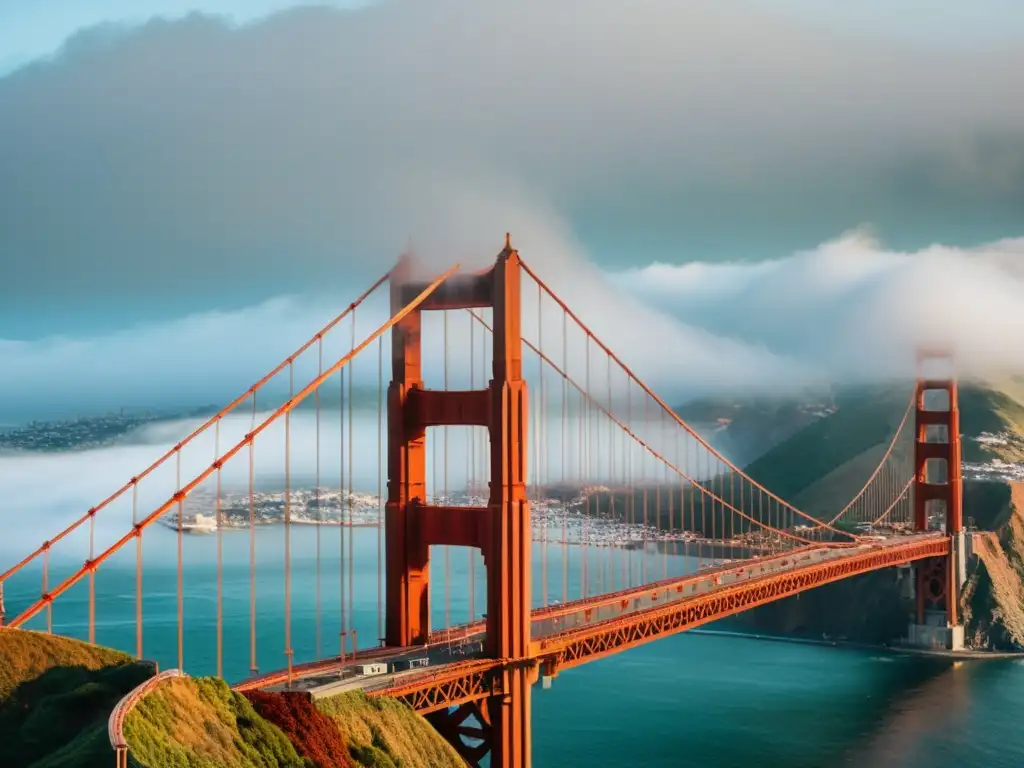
[908, 349, 966, 650]
[385, 237, 535, 767]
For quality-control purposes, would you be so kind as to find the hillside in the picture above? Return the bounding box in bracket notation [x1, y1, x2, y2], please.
[961, 483, 1024, 650]
[676, 390, 835, 467]
[244, 691, 355, 768]
[741, 384, 911, 505]
[124, 676, 311, 768]
[123, 679, 463, 768]
[959, 383, 1024, 463]
[0, 629, 464, 768]
[743, 380, 1024, 511]
[0, 628, 154, 768]
[315, 691, 464, 768]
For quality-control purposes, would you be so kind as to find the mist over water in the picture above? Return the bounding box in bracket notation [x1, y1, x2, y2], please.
[0, 406, 719, 568]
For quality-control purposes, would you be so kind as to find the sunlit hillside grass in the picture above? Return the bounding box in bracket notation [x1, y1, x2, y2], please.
[124, 676, 311, 768]
[315, 692, 463, 768]
[123, 679, 463, 768]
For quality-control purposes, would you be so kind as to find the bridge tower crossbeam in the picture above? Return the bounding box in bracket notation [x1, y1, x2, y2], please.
[385, 236, 534, 767]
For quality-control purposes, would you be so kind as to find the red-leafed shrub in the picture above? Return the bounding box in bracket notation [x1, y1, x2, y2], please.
[244, 690, 354, 768]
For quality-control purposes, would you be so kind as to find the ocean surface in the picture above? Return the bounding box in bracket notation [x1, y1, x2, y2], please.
[4, 525, 1023, 767]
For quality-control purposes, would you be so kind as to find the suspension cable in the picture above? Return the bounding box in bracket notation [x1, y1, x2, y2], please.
[0, 272, 392, 585]
[6, 267, 458, 633]
[518, 259, 860, 541]
[466, 310, 826, 548]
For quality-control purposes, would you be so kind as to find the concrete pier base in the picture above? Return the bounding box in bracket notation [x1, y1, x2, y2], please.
[953, 530, 968, 590]
[905, 610, 964, 651]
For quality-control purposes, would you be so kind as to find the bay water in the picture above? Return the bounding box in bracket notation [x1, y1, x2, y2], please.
[4, 525, 1022, 767]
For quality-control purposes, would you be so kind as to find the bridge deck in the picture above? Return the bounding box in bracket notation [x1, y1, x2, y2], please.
[237, 533, 947, 711]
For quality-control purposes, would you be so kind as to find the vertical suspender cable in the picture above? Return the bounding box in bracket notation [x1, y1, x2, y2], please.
[569, 315, 577, 606]
[216, 419, 224, 678]
[468, 313, 476, 623]
[698, 449, 706, 570]
[625, 374, 633, 586]
[687, 428, 694, 566]
[537, 283, 546, 607]
[443, 309, 451, 629]
[641, 392, 648, 585]
[315, 338, 323, 659]
[661, 411, 667, 580]
[730, 463, 735, 562]
[581, 330, 590, 599]
[340, 356, 347, 658]
[285, 361, 294, 682]
[88, 503, 96, 645]
[42, 546, 50, 634]
[133, 480, 141, 657]
[711, 457, 718, 558]
[602, 352, 610, 593]
[666, 420, 674, 562]
[249, 393, 258, 675]
[377, 335, 384, 644]
[348, 316, 355, 652]
[176, 448, 183, 671]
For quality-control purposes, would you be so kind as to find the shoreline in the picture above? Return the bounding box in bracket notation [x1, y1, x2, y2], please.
[687, 629, 1024, 660]
[157, 516, 766, 556]
[157, 519, 763, 557]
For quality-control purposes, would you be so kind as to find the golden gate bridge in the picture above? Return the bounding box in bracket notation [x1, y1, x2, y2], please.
[0, 237, 965, 767]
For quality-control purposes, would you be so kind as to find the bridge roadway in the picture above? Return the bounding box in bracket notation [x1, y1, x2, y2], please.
[237, 533, 949, 712]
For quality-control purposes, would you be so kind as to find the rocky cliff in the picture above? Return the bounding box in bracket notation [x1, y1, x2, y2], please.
[961, 483, 1024, 650]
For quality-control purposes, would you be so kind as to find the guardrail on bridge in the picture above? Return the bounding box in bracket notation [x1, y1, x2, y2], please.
[108, 668, 186, 768]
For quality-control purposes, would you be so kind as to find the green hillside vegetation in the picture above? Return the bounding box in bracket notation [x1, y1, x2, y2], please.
[0, 628, 154, 768]
[742, 385, 910, 504]
[959, 384, 1024, 462]
[124, 676, 311, 768]
[675, 390, 834, 467]
[123, 679, 463, 768]
[315, 692, 464, 768]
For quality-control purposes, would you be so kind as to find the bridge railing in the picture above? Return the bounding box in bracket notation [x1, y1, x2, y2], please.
[108, 668, 186, 768]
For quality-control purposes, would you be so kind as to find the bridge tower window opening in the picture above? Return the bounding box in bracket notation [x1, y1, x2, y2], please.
[919, 387, 951, 413]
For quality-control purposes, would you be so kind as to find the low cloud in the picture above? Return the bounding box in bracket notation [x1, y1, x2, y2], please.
[615, 230, 1024, 384]
[5, 227, 1023, 427]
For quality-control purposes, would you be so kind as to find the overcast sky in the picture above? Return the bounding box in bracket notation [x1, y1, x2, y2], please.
[4, 0, 1023, 75]
[0, 0, 1022, 417]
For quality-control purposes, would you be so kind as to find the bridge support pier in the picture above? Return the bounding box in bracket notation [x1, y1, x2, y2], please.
[905, 552, 965, 651]
[489, 664, 536, 767]
[905, 359, 965, 651]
